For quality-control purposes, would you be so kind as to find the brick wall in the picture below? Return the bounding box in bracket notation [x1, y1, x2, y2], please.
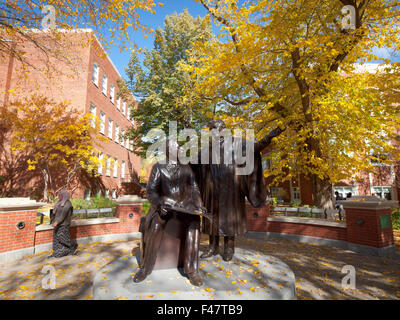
[0, 210, 37, 254]
[266, 220, 347, 241]
[345, 207, 394, 248]
[34, 204, 142, 247]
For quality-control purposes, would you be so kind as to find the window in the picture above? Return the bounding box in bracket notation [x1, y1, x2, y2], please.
[121, 161, 125, 179]
[126, 104, 130, 120]
[110, 84, 115, 104]
[121, 128, 125, 146]
[99, 111, 105, 134]
[122, 101, 126, 116]
[89, 103, 97, 128]
[92, 63, 99, 86]
[84, 189, 91, 201]
[106, 156, 111, 176]
[105, 189, 110, 198]
[333, 186, 357, 199]
[371, 186, 392, 200]
[97, 153, 103, 175]
[115, 124, 119, 143]
[130, 139, 133, 152]
[292, 187, 301, 201]
[125, 134, 129, 149]
[108, 118, 113, 139]
[112, 189, 117, 199]
[270, 187, 284, 203]
[102, 73, 108, 95]
[113, 159, 118, 178]
[117, 97, 121, 110]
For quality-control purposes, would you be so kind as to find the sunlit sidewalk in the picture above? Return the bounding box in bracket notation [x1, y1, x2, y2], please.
[0, 237, 399, 300]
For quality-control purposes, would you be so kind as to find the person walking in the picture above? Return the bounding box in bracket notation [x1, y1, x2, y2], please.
[49, 189, 78, 258]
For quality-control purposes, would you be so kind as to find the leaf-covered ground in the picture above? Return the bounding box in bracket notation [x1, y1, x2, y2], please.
[0, 236, 399, 300]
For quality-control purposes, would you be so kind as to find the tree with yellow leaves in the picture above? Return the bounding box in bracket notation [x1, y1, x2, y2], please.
[4, 95, 107, 201]
[186, 0, 400, 208]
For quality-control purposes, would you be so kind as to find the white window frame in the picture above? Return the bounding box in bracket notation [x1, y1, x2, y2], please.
[120, 128, 125, 147]
[110, 84, 115, 104]
[99, 111, 105, 134]
[270, 187, 284, 203]
[92, 63, 99, 86]
[371, 186, 392, 200]
[112, 189, 117, 199]
[126, 103, 130, 120]
[117, 97, 121, 111]
[113, 159, 118, 178]
[102, 73, 108, 95]
[291, 187, 301, 201]
[97, 153, 103, 175]
[108, 118, 113, 139]
[115, 124, 119, 143]
[89, 103, 97, 128]
[106, 156, 111, 176]
[121, 161, 125, 180]
[333, 186, 357, 199]
[122, 101, 126, 116]
[125, 133, 129, 149]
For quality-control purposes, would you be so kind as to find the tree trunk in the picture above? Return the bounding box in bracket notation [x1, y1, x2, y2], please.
[311, 174, 334, 209]
[41, 168, 49, 202]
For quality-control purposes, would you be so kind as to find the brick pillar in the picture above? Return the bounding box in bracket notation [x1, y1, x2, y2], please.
[340, 196, 397, 257]
[246, 201, 270, 232]
[0, 198, 45, 263]
[115, 195, 146, 234]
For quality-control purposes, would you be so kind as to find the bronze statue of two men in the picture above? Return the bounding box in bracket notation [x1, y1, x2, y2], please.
[133, 120, 283, 287]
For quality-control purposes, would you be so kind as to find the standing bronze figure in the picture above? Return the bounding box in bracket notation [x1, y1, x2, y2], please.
[133, 141, 206, 286]
[194, 120, 284, 261]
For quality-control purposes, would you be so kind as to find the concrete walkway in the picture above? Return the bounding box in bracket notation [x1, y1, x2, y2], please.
[0, 236, 399, 300]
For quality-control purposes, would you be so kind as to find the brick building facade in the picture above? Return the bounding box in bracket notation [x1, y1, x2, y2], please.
[0, 29, 141, 200]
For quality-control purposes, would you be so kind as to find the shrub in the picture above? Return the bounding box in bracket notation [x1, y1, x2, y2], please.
[70, 196, 116, 210]
[392, 208, 400, 230]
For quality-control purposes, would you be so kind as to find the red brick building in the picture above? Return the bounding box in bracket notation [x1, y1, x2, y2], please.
[0, 29, 141, 200]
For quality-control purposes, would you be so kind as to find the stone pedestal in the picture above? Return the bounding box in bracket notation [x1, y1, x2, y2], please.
[0, 198, 45, 263]
[93, 247, 297, 300]
[339, 196, 397, 257]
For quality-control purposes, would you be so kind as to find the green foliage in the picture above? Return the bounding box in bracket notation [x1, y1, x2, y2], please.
[70, 196, 116, 210]
[142, 201, 150, 215]
[392, 208, 400, 230]
[122, 9, 216, 157]
[290, 200, 301, 207]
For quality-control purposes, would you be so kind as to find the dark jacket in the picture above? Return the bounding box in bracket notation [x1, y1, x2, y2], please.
[50, 200, 74, 227]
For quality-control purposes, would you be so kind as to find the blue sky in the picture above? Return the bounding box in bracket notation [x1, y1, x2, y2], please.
[107, 0, 209, 78]
[105, 1, 399, 79]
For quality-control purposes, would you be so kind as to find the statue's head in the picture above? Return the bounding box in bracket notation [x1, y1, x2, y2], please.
[208, 119, 226, 132]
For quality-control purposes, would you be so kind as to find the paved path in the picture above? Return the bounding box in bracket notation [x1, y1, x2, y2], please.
[0, 236, 399, 300]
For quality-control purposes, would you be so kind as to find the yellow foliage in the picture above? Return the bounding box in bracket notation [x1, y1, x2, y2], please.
[187, 0, 400, 186]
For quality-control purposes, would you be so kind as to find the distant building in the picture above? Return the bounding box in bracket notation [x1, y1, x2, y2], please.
[0, 29, 141, 199]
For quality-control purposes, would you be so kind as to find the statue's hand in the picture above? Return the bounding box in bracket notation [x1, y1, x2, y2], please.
[159, 205, 169, 217]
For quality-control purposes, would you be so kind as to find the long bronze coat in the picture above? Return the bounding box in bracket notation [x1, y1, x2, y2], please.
[193, 138, 267, 237]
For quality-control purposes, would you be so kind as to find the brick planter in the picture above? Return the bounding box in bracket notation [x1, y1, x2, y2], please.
[339, 197, 397, 257]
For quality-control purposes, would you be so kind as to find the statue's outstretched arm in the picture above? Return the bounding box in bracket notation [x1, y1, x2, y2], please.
[254, 126, 285, 153]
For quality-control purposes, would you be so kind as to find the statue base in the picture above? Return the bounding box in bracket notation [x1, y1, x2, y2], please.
[93, 247, 297, 300]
